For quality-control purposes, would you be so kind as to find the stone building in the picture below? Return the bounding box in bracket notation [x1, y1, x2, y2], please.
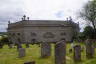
[7, 15, 79, 44]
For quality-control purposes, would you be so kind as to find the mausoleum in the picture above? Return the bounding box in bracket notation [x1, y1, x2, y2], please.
[7, 15, 79, 44]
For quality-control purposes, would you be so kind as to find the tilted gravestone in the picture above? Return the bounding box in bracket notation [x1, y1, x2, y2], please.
[73, 45, 81, 61]
[41, 42, 51, 58]
[18, 48, 26, 58]
[55, 40, 66, 64]
[86, 39, 94, 58]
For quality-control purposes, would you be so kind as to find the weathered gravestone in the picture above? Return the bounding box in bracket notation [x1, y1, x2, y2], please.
[18, 48, 26, 58]
[24, 61, 35, 64]
[86, 39, 94, 58]
[74, 45, 81, 61]
[41, 42, 51, 58]
[55, 40, 66, 64]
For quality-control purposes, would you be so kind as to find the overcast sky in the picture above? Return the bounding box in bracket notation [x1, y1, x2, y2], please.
[0, 0, 89, 32]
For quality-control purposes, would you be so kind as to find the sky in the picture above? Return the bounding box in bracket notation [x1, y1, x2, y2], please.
[0, 0, 89, 32]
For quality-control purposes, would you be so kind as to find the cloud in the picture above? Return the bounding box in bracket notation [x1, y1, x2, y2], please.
[0, 0, 89, 32]
[0, 0, 25, 32]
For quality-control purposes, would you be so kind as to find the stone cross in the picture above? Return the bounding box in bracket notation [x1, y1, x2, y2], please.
[18, 48, 26, 58]
[55, 40, 66, 64]
[86, 39, 94, 58]
[73, 45, 81, 62]
[41, 42, 51, 58]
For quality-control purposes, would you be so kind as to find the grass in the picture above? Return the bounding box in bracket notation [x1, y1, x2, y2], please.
[0, 43, 96, 64]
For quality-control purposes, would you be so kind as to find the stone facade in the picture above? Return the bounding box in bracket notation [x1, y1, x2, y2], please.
[7, 16, 79, 44]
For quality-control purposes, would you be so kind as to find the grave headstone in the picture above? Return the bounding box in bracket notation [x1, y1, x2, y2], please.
[18, 48, 26, 58]
[55, 40, 66, 64]
[73, 45, 81, 61]
[41, 42, 51, 58]
[86, 39, 94, 58]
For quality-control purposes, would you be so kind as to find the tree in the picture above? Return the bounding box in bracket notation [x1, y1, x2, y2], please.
[83, 26, 94, 39]
[1, 36, 9, 44]
[77, 32, 86, 42]
[80, 0, 96, 38]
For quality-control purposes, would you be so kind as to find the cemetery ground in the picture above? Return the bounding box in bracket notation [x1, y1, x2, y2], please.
[0, 43, 96, 64]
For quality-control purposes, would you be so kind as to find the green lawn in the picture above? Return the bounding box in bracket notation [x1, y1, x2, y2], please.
[0, 44, 96, 64]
